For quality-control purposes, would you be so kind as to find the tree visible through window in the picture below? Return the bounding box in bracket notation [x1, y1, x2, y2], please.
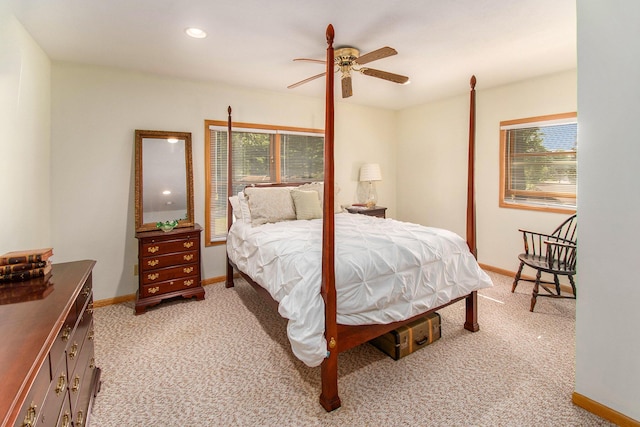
[205, 120, 324, 244]
[500, 113, 577, 213]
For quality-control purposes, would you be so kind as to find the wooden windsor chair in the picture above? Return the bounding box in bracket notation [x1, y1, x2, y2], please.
[512, 214, 577, 312]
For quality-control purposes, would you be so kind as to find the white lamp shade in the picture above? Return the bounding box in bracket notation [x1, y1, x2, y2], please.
[359, 163, 382, 182]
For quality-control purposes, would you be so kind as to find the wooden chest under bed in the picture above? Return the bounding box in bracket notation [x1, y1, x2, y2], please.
[369, 312, 441, 360]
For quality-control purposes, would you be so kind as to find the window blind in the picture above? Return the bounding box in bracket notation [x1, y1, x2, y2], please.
[502, 118, 577, 210]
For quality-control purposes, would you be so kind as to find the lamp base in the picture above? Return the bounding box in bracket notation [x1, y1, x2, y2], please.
[365, 181, 378, 208]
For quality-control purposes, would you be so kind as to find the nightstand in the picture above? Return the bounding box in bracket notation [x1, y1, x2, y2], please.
[346, 206, 387, 218]
[135, 224, 205, 314]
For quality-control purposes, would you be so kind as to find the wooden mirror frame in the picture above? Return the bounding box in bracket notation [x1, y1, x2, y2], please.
[135, 129, 194, 232]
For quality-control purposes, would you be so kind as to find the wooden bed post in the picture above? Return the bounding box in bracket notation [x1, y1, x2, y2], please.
[319, 23, 341, 412]
[464, 76, 479, 332]
[225, 106, 235, 288]
[466, 76, 477, 259]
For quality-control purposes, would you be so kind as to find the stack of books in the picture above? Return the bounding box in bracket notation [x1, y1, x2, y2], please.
[0, 248, 54, 304]
[0, 248, 54, 283]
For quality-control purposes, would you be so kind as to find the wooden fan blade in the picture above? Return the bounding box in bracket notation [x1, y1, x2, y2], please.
[341, 76, 353, 98]
[361, 68, 409, 84]
[354, 46, 397, 65]
[293, 58, 326, 64]
[287, 72, 326, 89]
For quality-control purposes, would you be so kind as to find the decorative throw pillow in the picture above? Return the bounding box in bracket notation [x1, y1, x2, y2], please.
[298, 182, 343, 213]
[291, 189, 323, 220]
[298, 182, 323, 201]
[244, 187, 296, 226]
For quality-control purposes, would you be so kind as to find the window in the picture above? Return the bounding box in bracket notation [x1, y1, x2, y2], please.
[205, 120, 324, 244]
[500, 112, 577, 213]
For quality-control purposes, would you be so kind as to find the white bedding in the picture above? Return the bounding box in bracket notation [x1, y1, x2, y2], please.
[227, 213, 493, 367]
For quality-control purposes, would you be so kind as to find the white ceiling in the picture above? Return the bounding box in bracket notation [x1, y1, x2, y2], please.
[11, 0, 576, 110]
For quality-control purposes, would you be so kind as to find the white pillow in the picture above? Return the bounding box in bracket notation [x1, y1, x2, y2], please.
[291, 189, 323, 220]
[244, 187, 296, 226]
[238, 192, 252, 224]
[228, 195, 240, 223]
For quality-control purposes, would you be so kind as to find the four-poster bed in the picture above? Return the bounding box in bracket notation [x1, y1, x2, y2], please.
[225, 24, 489, 412]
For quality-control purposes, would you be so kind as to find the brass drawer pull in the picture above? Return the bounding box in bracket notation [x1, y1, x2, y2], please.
[61, 325, 72, 341]
[61, 411, 70, 427]
[184, 279, 194, 287]
[183, 254, 194, 261]
[55, 372, 66, 395]
[183, 241, 194, 249]
[148, 259, 159, 267]
[88, 328, 95, 340]
[81, 286, 91, 298]
[89, 358, 95, 369]
[71, 375, 81, 393]
[69, 342, 79, 359]
[147, 273, 159, 281]
[76, 410, 85, 426]
[183, 267, 194, 274]
[147, 246, 159, 253]
[148, 286, 160, 294]
[22, 402, 37, 427]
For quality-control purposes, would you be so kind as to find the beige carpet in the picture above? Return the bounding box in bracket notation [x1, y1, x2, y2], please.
[90, 272, 612, 426]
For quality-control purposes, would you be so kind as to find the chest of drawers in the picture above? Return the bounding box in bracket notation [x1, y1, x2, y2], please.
[0, 260, 101, 427]
[135, 224, 205, 314]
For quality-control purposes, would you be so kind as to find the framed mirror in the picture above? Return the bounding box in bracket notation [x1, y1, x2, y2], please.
[135, 130, 194, 232]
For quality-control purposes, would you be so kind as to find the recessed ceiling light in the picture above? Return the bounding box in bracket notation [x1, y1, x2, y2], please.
[163, 190, 172, 195]
[185, 27, 207, 39]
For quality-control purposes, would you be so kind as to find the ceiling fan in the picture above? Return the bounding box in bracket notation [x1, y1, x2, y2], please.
[287, 46, 410, 98]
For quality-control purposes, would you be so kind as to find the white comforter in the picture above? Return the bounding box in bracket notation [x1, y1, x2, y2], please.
[227, 213, 492, 367]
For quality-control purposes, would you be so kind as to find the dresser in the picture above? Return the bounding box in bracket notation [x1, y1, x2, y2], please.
[346, 206, 387, 218]
[135, 224, 205, 314]
[0, 260, 101, 427]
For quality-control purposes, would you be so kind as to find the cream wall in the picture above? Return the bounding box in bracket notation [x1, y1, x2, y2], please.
[396, 94, 470, 236]
[0, 10, 51, 255]
[576, 0, 640, 421]
[397, 71, 577, 272]
[50, 63, 396, 301]
[334, 102, 397, 212]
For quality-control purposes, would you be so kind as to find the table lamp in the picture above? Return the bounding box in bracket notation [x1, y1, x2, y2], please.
[359, 163, 382, 208]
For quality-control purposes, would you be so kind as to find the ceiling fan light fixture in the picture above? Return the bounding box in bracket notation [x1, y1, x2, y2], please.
[334, 47, 360, 66]
[185, 27, 207, 39]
